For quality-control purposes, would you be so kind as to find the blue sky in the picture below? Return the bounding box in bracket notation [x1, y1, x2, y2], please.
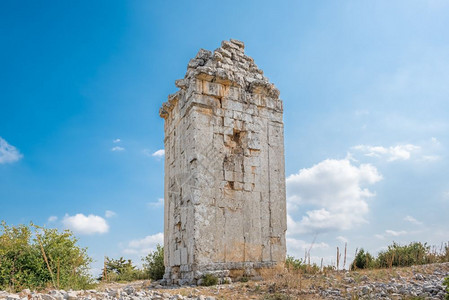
[1, 0, 448, 273]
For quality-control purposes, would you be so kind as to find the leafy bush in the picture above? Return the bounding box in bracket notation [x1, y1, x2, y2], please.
[100, 257, 146, 282]
[142, 244, 164, 280]
[377, 242, 429, 268]
[351, 249, 375, 270]
[0, 221, 94, 292]
[201, 274, 218, 286]
[285, 255, 303, 270]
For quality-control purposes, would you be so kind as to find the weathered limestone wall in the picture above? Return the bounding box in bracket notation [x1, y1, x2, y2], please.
[160, 39, 286, 285]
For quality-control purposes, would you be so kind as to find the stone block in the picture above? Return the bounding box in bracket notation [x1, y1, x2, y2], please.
[202, 81, 224, 97]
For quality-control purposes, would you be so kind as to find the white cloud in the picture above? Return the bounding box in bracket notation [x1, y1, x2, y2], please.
[376, 229, 408, 239]
[123, 232, 164, 256]
[431, 137, 440, 145]
[151, 149, 165, 157]
[62, 213, 109, 235]
[0, 137, 23, 164]
[111, 146, 125, 152]
[404, 215, 422, 225]
[345, 152, 358, 163]
[113, 138, 121, 143]
[147, 198, 164, 208]
[385, 229, 407, 237]
[286, 201, 300, 212]
[48, 216, 58, 223]
[105, 210, 117, 218]
[353, 144, 420, 161]
[286, 159, 382, 234]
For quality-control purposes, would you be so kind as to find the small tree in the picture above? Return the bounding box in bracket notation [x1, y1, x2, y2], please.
[100, 257, 144, 282]
[142, 244, 164, 280]
[351, 249, 375, 270]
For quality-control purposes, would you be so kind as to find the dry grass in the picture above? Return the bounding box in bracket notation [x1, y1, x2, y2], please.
[95, 262, 449, 299]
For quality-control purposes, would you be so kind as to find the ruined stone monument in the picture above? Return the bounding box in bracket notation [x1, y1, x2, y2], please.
[159, 39, 286, 284]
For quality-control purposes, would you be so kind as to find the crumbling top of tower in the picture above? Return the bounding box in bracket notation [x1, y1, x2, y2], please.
[160, 39, 280, 118]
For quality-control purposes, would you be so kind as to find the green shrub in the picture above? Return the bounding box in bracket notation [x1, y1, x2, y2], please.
[377, 242, 429, 268]
[142, 244, 164, 280]
[443, 275, 449, 300]
[261, 293, 293, 300]
[285, 255, 303, 270]
[443, 244, 449, 263]
[0, 221, 94, 292]
[285, 255, 320, 274]
[350, 241, 449, 271]
[351, 249, 375, 270]
[201, 274, 218, 286]
[100, 257, 146, 282]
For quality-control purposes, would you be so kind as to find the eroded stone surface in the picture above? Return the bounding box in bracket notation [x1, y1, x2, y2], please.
[160, 39, 286, 285]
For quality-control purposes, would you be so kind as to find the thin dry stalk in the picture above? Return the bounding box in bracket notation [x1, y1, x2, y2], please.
[37, 235, 56, 288]
[103, 256, 107, 281]
[336, 247, 341, 271]
[343, 243, 347, 270]
[57, 258, 60, 288]
[353, 248, 359, 270]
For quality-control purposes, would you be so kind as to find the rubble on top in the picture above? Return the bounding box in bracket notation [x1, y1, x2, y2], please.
[160, 39, 280, 118]
[176, 39, 279, 97]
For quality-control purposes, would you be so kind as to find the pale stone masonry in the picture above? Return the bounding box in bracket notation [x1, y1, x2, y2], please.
[159, 39, 286, 285]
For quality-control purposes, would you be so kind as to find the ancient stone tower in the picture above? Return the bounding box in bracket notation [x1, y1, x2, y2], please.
[159, 39, 286, 285]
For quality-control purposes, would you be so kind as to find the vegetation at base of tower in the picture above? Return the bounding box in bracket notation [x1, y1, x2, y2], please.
[285, 255, 320, 274]
[142, 244, 164, 280]
[0, 221, 94, 292]
[200, 273, 218, 286]
[285, 255, 302, 270]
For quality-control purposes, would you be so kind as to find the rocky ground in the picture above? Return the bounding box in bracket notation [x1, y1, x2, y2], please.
[1, 262, 448, 300]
